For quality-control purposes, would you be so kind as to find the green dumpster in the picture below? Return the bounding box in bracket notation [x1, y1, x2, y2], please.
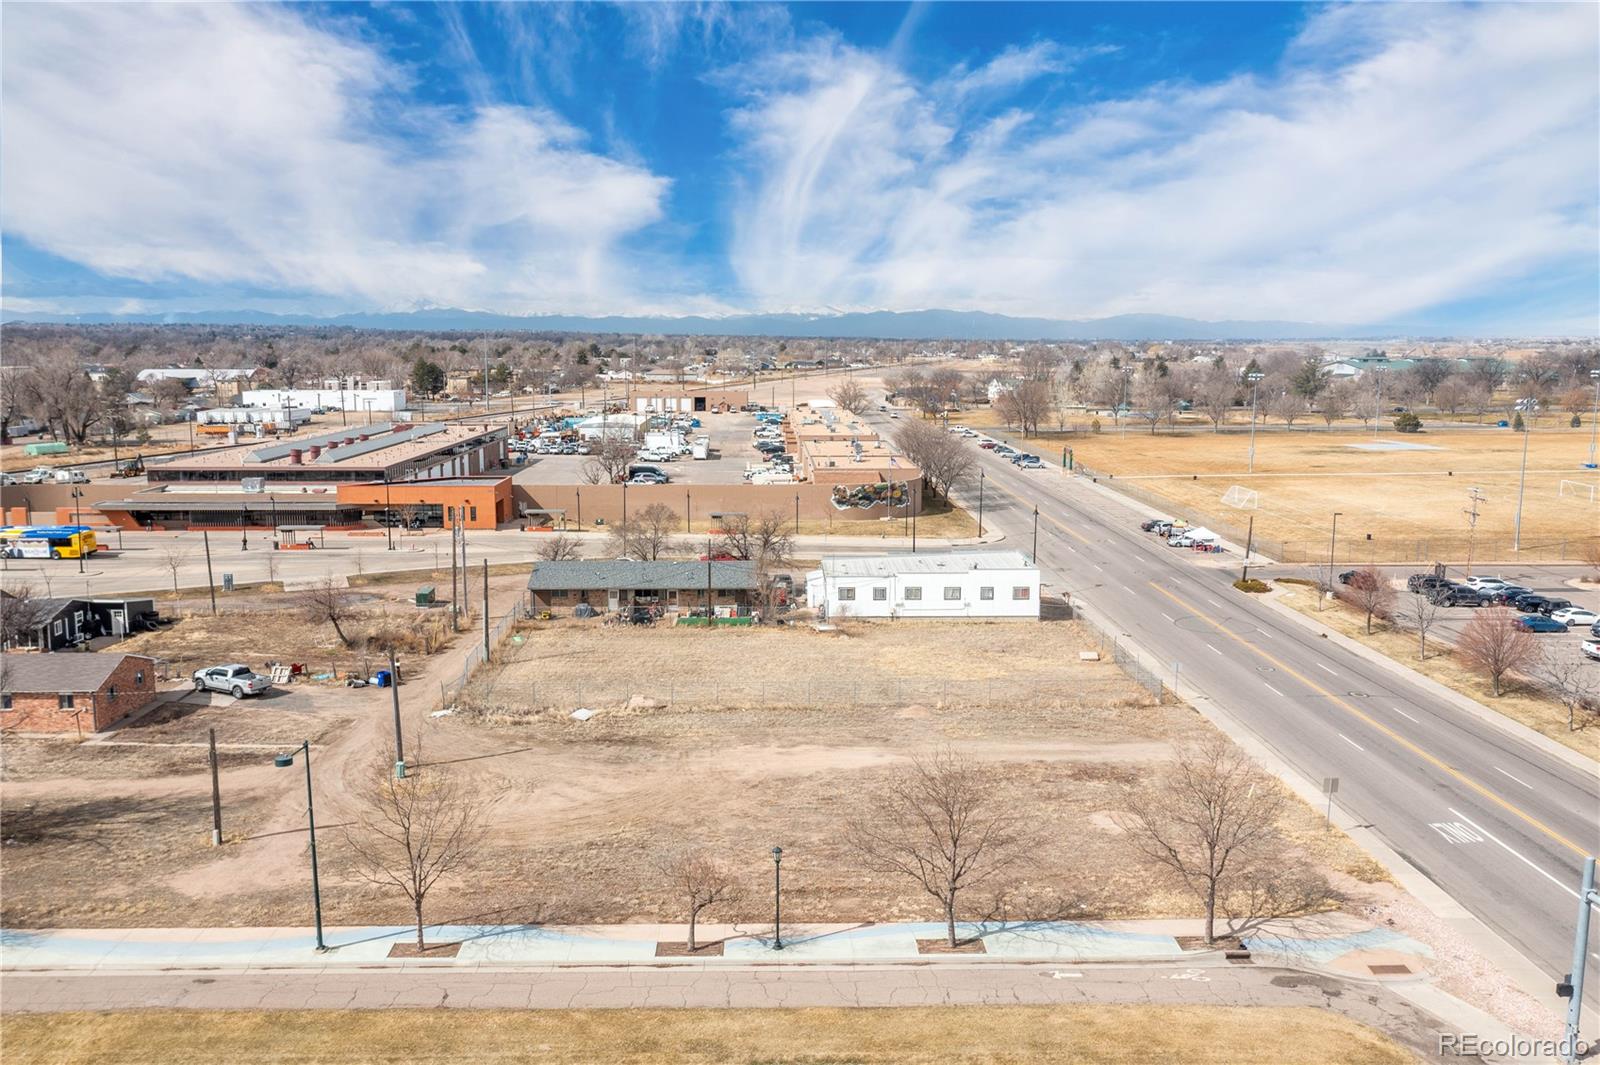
[416, 585, 436, 607]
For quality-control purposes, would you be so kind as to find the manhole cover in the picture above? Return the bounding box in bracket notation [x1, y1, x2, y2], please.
[1255, 665, 1276, 674]
[1347, 690, 1369, 698]
[1368, 964, 1412, 976]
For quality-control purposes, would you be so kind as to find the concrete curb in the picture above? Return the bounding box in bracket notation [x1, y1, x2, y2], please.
[1070, 599, 1566, 1029]
[1255, 585, 1598, 775]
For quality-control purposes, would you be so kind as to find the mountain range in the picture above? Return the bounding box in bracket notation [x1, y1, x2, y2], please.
[0, 306, 1449, 341]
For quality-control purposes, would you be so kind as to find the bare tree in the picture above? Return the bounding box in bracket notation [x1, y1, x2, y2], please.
[848, 748, 1028, 948]
[301, 576, 356, 647]
[581, 435, 639, 484]
[994, 380, 1053, 436]
[1535, 650, 1600, 732]
[1455, 607, 1539, 697]
[608, 502, 679, 560]
[342, 752, 487, 951]
[827, 377, 871, 414]
[1116, 733, 1296, 944]
[0, 586, 50, 650]
[535, 532, 583, 561]
[1335, 565, 1395, 634]
[1266, 386, 1304, 428]
[714, 509, 794, 570]
[893, 419, 973, 499]
[1393, 590, 1446, 660]
[1198, 367, 1237, 430]
[159, 544, 189, 595]
[1320, 380, 1353, 426]
[655, 844, 738, 953]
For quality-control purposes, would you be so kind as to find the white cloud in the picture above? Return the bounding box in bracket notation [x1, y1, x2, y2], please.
[0, 3, 672, 313]
[724, 6, 1599, 326]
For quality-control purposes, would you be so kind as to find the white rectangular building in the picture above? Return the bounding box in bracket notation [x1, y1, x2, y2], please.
[241, 387, 408, 413]
[806, 551, 1040, 620]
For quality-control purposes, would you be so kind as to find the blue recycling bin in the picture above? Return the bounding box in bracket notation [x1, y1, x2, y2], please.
[375, 670, 392, 688]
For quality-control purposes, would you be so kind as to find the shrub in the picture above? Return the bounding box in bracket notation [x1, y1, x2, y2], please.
[1393, 412, 1422, 433]
[1512, 412, 1526, 432]
[1233, 578, 1270, 594]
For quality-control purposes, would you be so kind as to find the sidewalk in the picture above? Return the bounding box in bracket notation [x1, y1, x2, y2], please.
[0, 915, 1432, 975]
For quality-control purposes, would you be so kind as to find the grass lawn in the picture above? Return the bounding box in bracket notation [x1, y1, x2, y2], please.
[961, 410, 1598, 563]
[1271, 583, 1599, 760]
[1, 1006, 1417, 1065]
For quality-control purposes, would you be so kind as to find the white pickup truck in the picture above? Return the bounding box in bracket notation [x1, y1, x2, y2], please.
[192, 664, 273, 698]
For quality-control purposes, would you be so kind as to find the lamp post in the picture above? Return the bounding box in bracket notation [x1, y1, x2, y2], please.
[1327, 512, 1343, 600]
[273, 740, 326, 952]
[1245, 371, 1264, 473]
[1586, 368, 1599, 469]
[71, 488, 85, 575]
[384, 473, 394, 551]
[977, 468, 985, 538]
[771, 845, 784, 951]
[1031, 506, 1039, 563]
[1373, 367, 1386, 438]
[240, 504, 248, 552]
[1513, 418, 1532, 551]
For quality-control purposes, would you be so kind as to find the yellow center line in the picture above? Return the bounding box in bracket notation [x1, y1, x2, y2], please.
[1148, 581, 1589, 859]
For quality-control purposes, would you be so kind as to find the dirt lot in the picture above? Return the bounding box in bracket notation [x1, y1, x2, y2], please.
[0, 612, 1382, 930]
[969, 415, 1598, 562]
[2, 1006, 1415, 1065]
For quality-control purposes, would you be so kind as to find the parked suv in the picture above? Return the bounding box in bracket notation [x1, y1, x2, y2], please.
[1406, 574, 1452, 593]
[1430, 585, 1488, 607]
[193, 664, 272, 698]
[1509, 593, 1551, 614]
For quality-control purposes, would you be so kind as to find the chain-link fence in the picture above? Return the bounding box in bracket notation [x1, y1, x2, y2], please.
[1066, 603, 1169, 703]
[438, 603, 525, 708]
[1276, 535, 1599, 566]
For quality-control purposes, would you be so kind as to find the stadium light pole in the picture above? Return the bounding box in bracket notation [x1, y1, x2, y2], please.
[1513, 417, 1532, 552]
[1246, 371, 1265, 474]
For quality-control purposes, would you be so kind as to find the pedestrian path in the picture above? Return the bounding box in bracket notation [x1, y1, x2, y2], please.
[0, 916, 1433, 975]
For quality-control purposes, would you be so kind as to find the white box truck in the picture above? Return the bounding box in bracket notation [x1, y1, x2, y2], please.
[691, 436, 711, 460]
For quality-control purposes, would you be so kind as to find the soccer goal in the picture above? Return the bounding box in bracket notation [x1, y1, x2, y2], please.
[1559, 479, 1598, 503]
[1222, 485, 1259, 510]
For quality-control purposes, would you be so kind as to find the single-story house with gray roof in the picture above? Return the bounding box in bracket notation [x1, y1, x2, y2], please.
[526, 559, 760, 617]
[1, 652, 161, 733]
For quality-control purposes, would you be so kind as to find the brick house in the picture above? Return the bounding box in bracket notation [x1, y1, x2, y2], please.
[1, 653, 161, 733]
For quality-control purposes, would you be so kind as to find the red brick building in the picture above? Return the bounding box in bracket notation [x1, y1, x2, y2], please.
[1, 653, 160, 733]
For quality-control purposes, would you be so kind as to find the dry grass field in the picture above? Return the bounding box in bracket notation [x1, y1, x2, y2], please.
[969, 413, 1598, 562]
[0, 1006, 1417, 1065]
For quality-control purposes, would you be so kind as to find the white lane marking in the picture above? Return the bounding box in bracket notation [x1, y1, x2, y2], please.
[1447, 808, 1583, 903]
[1255, 630, 1271, 640]
[1161, 613, 1175, 622]
[1429, 821, 1484, 845]
[1164, 969, 1211, 982]
[1049, 971, 1083, 979]
[1493, 766, 1534, 790]
[1263, 683, 1284, 697]
[1206, 644, 1223, 655]
[1391, 706, 1419, 723]
[1338, 733, 1365, 752]
[1123, 584, 1136, 594]
[1316, 663, 1338, 676]
[1207, 597, 1224, 608]
[1094, 563, 1104, 571]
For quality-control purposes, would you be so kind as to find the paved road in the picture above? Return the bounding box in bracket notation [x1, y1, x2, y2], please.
[864, 412, 1599, 1018]
[0, 961, 1466, 1061]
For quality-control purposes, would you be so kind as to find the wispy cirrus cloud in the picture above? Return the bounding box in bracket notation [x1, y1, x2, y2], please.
[0, 3, 675, 314]
[723, 5, 1599, 328]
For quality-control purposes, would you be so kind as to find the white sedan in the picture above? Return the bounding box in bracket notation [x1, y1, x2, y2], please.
[1549, 607, 1600, 628]
[1463, 575, 1510, 590]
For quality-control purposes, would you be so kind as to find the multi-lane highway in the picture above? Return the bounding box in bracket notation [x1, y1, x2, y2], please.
[864, 410, 1598, 1014]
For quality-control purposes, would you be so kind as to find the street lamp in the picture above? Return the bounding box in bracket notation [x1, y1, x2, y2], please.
[1032, 505, 1039, 563]
[1246, 372, 1265, 474]
[1327, 512, 1343, 597]
[977, 468, 985, 538]
[273, 740, 326, 952]
[240, 504, 248, 552]
[1585, 368, 1599, 469]
[1372, 367, 1387, 439]
[384, 472, 394, 551]
[71, 488, 85, 574]
[771, 845, 784, 950]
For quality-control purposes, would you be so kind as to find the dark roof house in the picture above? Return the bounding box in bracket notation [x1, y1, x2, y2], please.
[526, 559, 760, 617]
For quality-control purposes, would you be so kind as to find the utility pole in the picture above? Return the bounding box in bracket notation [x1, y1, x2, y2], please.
[1587, 368, 1599, 469]
[202, 530, 217, 615]
[1031, 506, 1039, 563]
[1241, 514, 1255, 582]
[482, 560, 490, 658]
[1462, 487, 1485, 575]
[1373, 367, 1385, 439]
[1326, 512, 1343, 604]
[1246, 371, 1264, 473]
[208, 728, 223, 846]
[449, 514, 459, 632]
[1513, 421, 1531, 552]
[461, 522, 470, 619]
[977, 469, 985, 537]
[389, 650, 405, 778]
[1558, 856, 1596, 1064]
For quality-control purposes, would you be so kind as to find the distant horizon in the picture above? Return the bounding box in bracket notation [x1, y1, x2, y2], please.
[3, 3, 1597, 335]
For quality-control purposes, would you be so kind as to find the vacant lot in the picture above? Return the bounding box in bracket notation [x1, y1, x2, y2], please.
[0, 1006, 1416, 1065]
[1, 616, 1382, 929]
[979, 419, 1597, 562]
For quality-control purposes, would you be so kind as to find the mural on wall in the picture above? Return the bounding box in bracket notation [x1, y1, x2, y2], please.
[832, 480, 909, 510]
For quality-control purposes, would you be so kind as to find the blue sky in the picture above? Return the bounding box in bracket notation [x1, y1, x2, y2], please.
[3, 2, 1596, 333]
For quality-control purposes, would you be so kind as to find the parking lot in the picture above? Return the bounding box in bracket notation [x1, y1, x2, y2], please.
[515, 411, 783, 486]
[1409, 568, 1600, 673]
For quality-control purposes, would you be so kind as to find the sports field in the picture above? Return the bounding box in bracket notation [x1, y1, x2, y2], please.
[1002, 423, 1598, 563]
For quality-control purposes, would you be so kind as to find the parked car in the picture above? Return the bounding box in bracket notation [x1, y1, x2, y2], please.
[1514, 614, 1568, 633]
[978, 440, 997, 449]
[1536, 598, 1573, 617]
[627, 472, 668, 485]
[1140, 519, 1168, 532]
[1017, 456, 1044, 469]
[1549, 607, 1600, 627]
[192, 664, 273, 697]
[1591, 620, 1600, 638]
[1337, 570, 1358, 586]
[1406, 574, 1452, 593]
[0, 473, 17, 486]
[993, 445, 1017, 457]
[1509, 593, 1552, 614]
[21, 467, 56, 484]
[1463, 575, 1510, 590]
[1582, 639, 1600, 662]
[1430, 586, 1488, 607]
[1485, 586, 1531, 605]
